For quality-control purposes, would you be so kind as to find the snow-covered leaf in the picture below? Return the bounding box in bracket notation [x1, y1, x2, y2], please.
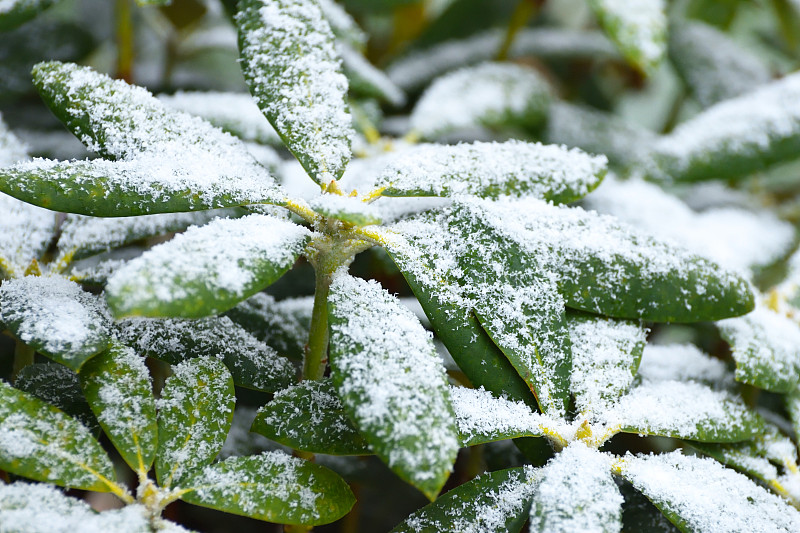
[309, 193, 382, 226]
[619, 451, 800, 532]
[115, 315, 295, 392]
[391, 466, 537, 533]
[669, 20, 771, 108]
[636, 343, 733, 389]
[0, 0, 59, 30]
[531, 443, 622, 532]
[375, 140, 606, 203]
[450, 386, 546, 447]
[223, 293, 312, 361]
[0, 380, 116, 491]
[341, 43, 406, 107]
[0, 276, 110, 370]
[237, 0, 354, 185]
[328, 274, 459, 500]
[79, 342, 157, 474]
[588, 0, 666, 74]
[155, 357, 235, 488]
[251, 379, 370, 455]
[718, 305, 800, 393]
[0, 194, 57, 278]
[601, 380, 763, 442]
[158, 91, 282, 146]
[318, 0, 366, 50]
[105, 214, 310, 318]
[15, 363, 97, 432]
[642, 72, 800, 183]
[179, 451, 355, 525]
[568, 312, 647, 416]
[409, 62, 551, 140]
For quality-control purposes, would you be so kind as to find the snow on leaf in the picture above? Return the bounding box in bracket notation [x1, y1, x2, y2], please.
[532, 443, 622, 533]
[0, 275, 110, 370]
[409, 62, 551, 140]
[375, 140, 606, 203]
[620, 451, 800, 532]
[15, 363, 98, 432]
[636, 343, 733, 389]
[237, 0, 354, 185]
[79, 342, 157, 474]
[328, 274, 459, 500]
[588, 0, 666, 74]
[0, 0, 59, 30]
[718, 304, 800, 393]
[179, 451, 355, 526]
[317, 0, 366, 50]
[340, 43, 406, 107]
[155, 356, 235, 488]
[309, 193, 382, 226]
[0, 380, 115, 491]
[115, 315, 296, 392]
[601, 380, 763, 442]
[669, 20, 772, 108]
[641, 71, 800, 183]
[583, 176, 795, 273]
[158, 91, 282, 146]
[105, 214, 310, 318]
[391, 466, 538, 533]
[0, 193, 57, 278]
[568, 312, 647, 416]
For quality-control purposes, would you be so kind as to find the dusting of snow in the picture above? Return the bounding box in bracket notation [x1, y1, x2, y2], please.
[450, 386, 548, 446]
[224, 293, 312, 359]
[340, 43, 405, 107]
[317, 0, 366, 49]
[0, 193, 57, 277]
[637, 343, 733, 388]
[588, 0, 666, 72]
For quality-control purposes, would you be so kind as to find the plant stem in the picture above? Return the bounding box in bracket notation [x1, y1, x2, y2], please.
[496, 0, 544, 61]
[116, 0, 134, 82]
[12, 340, 34, 383]
[303, 264, 333, 381]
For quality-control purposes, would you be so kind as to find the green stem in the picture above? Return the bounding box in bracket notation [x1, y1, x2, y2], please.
[116, 0, 134, 82]
[12, 340, 35, 383]
[496, 0, 544, 61]
[303, 265, 333, 381]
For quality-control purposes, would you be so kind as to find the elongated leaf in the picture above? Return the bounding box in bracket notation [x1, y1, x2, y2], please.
[669, 20, 771, 108]
[328, 274, 459, 500]
[0, 0, 59, 30]
[451, 386, 546, 447]
[224, 293, 312, 361]
[532, 443, 622, 532]
[0, 276, 110, 370]
[115, 316, 296, 392]
[588, 0, 666, 74]
[619, 479, 681, 533]
[179, 451, 355, 525]
[642, 72, 800, 183]
[620, 451, 800, 531]
[237, 0, 355, 185]
[0, 194, 58, 278]
[106, 214, 310, 318]
[375, 140, 606, 203]
[156, 357, 235, 488]
[410, 62, 551, 139]
[601, 380, 763, 442]
[568, 312, 647, 416]
[80, 342, 157, 474]
[15, 363, 97, 432]
[0, 380, 116, 491]
[391, 466, 538, 533]
[718, 306, 800, 393]
[0, 62, 285, 217]
[340, 43, 405, 107]
[252, 380, 370, 455]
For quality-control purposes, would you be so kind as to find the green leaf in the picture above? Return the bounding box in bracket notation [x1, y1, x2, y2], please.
[309, 194, 383, 226]
[568, 312, 647, 417]
[391, 466, 537, 533]
[155, 356, 236, 488]
[787, 388, 800, 446]
[0, 194, 57, 279]
[341, 43, 406, 107]
[115, 316, 296, 392]
[179, 451, 355, 525]
[237, 0, 355, 185]
[15, 363, 98, 433]
[587, 0, 666, 74]
[106, 214, 310, 318]
[618, 480, 681, 533]
[409, 62, 551, 140]
[718, 306, 800, 393]
[450, 386, 545, 447]
[223, 293, 312, 361]
[641, 72, 800, 183]
[79, 342, 158, 474]
[0, 0, 59, 31]
[252, 380, 370, 455]
[0, 62, 285, 217]
[669, 20, 771, 108]
[375, 140, 606, 203]
[619, 451, 800, 531]
[0, 380, 116, 491]
[0, 276, 110, 370]
[328, 274, 459, 500]
[531, 443, 622, 532]
[602, 380, 764, 442]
